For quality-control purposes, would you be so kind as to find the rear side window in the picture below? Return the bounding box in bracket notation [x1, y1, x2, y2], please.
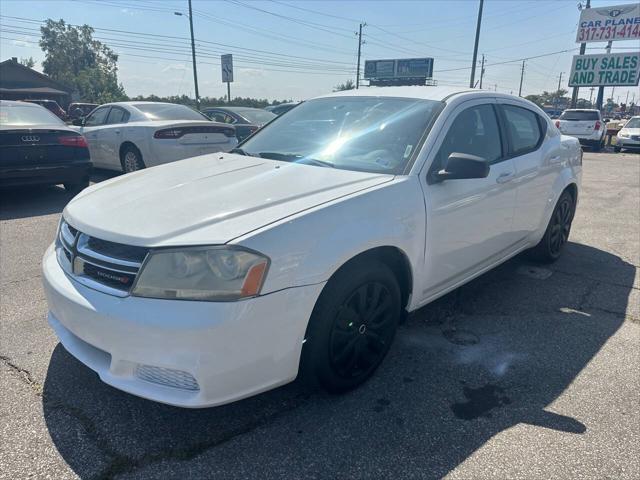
[559, 110, 599, 120]
[502, 105, 542, 155]
[435, 104, 503, 167]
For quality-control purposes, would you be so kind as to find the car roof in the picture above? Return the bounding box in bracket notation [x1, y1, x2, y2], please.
[563, 109, 599, 112]
[1, 100, 47, 107]
[317, 85, 477, 101]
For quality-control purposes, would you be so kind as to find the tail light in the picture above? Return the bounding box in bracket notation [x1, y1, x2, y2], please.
[555, 120, 560, 129]
[58, 135, 88, 148]
[594, 120, 601, 131]
[154, 126, 235, 139]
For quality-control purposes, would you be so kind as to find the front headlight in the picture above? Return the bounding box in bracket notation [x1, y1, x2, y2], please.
[132, 247, 269, 301]
[617, 131, 629, 138]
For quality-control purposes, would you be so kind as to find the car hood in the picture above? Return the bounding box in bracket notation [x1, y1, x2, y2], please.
[620, 127, 639, 136]
[64, 153, 393, 246]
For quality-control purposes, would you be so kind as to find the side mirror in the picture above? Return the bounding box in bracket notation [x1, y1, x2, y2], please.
[72, 117, 85, 126]
[431, 153, 490, 183]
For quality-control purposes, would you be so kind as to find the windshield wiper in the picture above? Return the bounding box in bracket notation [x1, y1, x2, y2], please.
[257, 152, 335, 168]
[229, 147, 257, 156]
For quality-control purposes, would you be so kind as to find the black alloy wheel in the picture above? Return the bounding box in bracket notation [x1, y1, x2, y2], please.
[329, 282, 396, 379]
[549, 194, 573, 257]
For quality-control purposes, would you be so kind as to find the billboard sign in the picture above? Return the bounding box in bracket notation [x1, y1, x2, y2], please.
[576, 3, 640, 43]
[221, 54, 233, 83]
[568, 52, 640, 87]
[364, 58, 434, 80]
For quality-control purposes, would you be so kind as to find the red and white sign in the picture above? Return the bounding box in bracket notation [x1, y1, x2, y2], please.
[576, 3, 640, 43]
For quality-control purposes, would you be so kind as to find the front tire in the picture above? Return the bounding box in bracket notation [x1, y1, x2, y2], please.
[528, 190, 575, 263]
[614, 145, 622, 153]
[300, 259, 402, 393]
[121, 145, 145, 173]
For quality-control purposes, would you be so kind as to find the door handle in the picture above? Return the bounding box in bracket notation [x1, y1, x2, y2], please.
[114, 130, 120, 134]
[496, 172, 515, 184]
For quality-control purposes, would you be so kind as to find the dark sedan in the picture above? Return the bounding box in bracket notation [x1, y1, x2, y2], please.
[0, 100, 91, 193]
[201, 106, 276, 141]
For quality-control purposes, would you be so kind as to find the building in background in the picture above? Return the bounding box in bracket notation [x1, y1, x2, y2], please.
[0, 58, 72, 108]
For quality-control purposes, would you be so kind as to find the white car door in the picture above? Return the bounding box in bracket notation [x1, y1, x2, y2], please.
[80, 106, 110, 167]
[419, 99, 519, 302]
[497, 100, 559, 237]
[100, 106, 130, 169]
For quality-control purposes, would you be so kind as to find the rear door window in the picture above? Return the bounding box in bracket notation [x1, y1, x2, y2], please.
[502, 105, 543, 156]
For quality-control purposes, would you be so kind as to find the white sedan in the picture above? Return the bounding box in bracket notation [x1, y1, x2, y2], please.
[73, 102, 238, 173]
[43, 87, 582, 408]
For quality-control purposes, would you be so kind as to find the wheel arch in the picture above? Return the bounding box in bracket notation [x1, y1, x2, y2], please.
[323, 246, 414, 312]
[119, 141, 141, 160]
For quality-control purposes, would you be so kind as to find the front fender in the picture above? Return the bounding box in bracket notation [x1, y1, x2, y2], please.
[235, 177, 426, 298]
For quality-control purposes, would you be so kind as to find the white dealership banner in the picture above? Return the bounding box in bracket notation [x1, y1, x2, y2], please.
[576, 3, 640, 43]
[568, 51, 640, 87]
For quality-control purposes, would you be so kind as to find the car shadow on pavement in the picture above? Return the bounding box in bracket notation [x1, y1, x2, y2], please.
[0, 169, 120, 221]
[41, 241, 634, 479]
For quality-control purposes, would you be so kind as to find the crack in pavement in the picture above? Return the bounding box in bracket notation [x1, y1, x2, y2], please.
[0, 354, 43, 395]
[45, 392, 312, 480]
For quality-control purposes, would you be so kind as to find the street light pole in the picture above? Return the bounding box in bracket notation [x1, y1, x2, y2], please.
[469, 0, 484, 88]
[175, 1, 200, 108]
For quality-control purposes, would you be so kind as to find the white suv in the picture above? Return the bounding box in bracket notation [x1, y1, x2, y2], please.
[43, 87, 582, 408]
[555, 109, 606, 151]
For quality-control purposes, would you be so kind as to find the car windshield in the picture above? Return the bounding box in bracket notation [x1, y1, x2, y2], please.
[240, 96, 443, 174]
[0, 103, 64, 126]
[560, 110, 599, 121]
[624, 118, 640, 129]
[133, 103, 208, 121]
[237, 109, 276, 125]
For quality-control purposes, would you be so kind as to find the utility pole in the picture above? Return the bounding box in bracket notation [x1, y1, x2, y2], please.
[355, 22, 366, 89]
[174, 3, 200, 107]
[494, 84, 497, 92]
[518, 60, 525, 97]
[589, 87, 595, 105]
[571, 0, 590, 108]
[469, 0, 484, 88]
[554, 72, 563, 112]
[596, 41, 612, 110]
[479, 54, 485, 89]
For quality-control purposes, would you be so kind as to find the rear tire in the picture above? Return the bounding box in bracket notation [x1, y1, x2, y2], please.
[592, 140, 602, 152]
[528, 190, 575, 264]
[121, 145, 145, 173]
[300, 259, 401, 393]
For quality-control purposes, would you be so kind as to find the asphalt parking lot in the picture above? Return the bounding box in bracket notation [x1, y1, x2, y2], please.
[1, 151, 638, 480]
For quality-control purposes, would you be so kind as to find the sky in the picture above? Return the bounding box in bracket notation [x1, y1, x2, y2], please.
[0, 0, 638, 104]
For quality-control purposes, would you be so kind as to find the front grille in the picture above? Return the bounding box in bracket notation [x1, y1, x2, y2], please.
[56, 220, 149, 296]
[136, 365, 200, 391]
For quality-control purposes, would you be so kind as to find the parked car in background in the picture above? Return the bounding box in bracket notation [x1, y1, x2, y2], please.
[265, 102, 300, 116]
[68, 102, 99, 121]
[0, 100, 91, 193]
[23, 99, 67, 120]
[614, 116, 640, 152]
[555, 109, 606, 151]
[43, 87, 581, 408]
[201, 106, 276, 141]
[71, 102, 237, 173]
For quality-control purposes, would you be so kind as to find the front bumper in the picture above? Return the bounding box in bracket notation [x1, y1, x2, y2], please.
[42, 245, 324, 408]
[616, 137, 640, 149]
